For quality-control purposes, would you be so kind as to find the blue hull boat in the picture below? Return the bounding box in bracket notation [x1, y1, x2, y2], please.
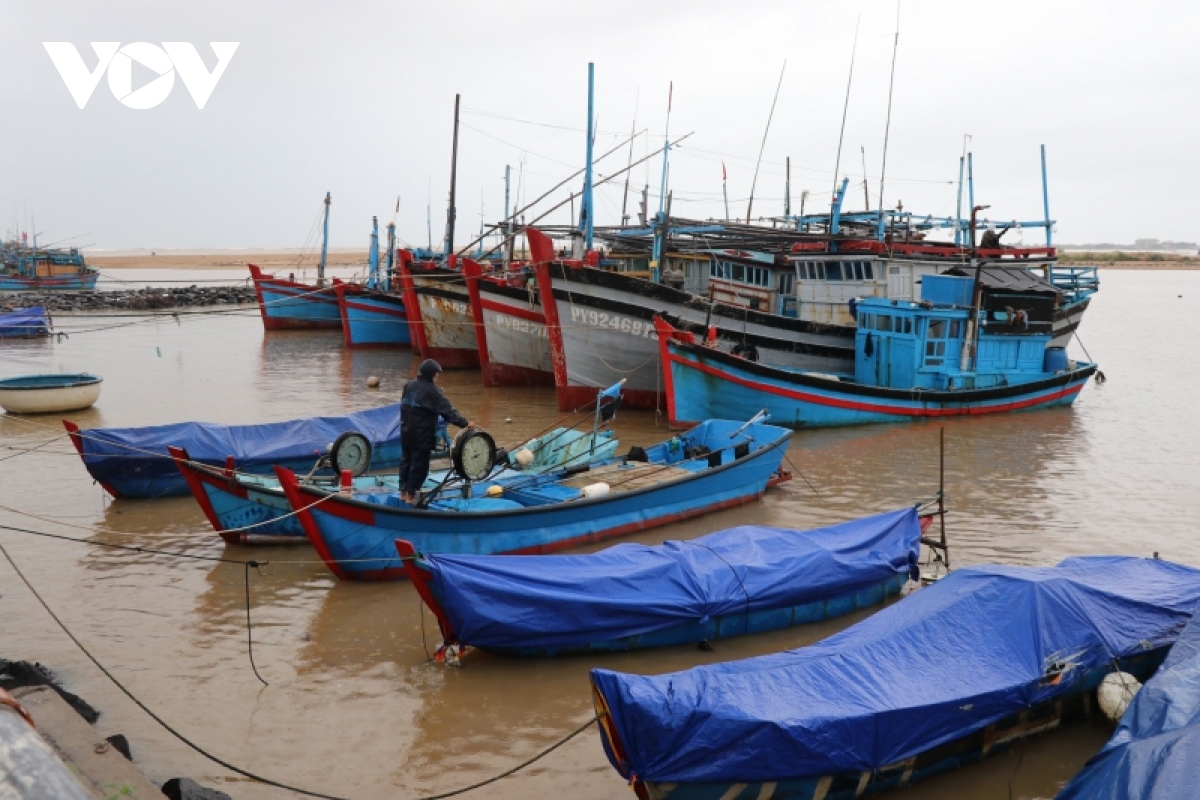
[335, 283, 410, 347]
[591, 556, 1200, 800]
[170, 427, 620, 544]
[1058, 611, 1200, 799]
[65, 404, 402, 499]
[277, 418, 793, 582]
[248, 264, 341, 330]
[400, 507, 929, 658]
[0, 306, 52, 338]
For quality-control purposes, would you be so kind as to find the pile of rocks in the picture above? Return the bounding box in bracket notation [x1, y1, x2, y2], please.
[0, 285, 256, 312]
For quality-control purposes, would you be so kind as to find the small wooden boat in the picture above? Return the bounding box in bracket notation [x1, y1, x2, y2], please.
[0, 306, 52, 339]
[591, 556, 1200, 800]
[170, 426, 620, 544]
[1058, 610, 1200, 799]
[277, 416, 792, 582]
[400, 506, 930, 659]
[64, 404, 402, 499]
[248, 264, 341, 330]
[0, 374, 101, 414]
[656, 269, 1098, 430]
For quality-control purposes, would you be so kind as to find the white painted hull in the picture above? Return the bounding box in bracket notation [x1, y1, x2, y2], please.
[0, 381, 102, 414]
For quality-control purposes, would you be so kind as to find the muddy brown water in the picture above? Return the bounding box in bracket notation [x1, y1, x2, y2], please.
[1, 269, 1198, 799]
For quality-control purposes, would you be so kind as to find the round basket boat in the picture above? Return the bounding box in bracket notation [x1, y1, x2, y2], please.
[0, 373, 103, 414]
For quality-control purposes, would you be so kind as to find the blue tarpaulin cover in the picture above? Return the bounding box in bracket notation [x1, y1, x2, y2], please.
[0, 305, 50, 337]
[424, 507, 921, 650]
[1057, 611, 1200, 799]
[591, 557, 1200, 785]
[77, 404, 402, 486]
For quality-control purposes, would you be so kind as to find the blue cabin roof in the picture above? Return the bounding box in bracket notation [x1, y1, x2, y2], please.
[853, 279, 1061, 391]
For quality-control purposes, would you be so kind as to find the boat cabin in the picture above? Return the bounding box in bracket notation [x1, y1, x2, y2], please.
[853, 274, 1065, 391]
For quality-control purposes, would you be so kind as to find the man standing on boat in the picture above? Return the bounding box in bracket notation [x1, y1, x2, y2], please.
[399, 359, 473, 505]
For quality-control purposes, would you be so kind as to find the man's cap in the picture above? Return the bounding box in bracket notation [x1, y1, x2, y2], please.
[419, 359, 443, 378]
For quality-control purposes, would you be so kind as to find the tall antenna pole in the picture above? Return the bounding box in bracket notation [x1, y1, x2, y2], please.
[426, 175, 432, 252]
[831, 19, 861, 204]
[746, 59, 787, 224]
[954, 156, 965, 247]
[722, 163, 730, 221]
[878, 2, 901, 221]
[504, 165, 512, 268]
[385, 220, 396, 292]
[317, 192, 330, 287]
[652, 82, 673, 281]
[1040, 144, 1052, 247]
[785, 157, 791, 217]
[620, 88, 639, 226]
[444, 93, 460, 260]
[581, 63, 595, 250]
[861, 146, 870, 210]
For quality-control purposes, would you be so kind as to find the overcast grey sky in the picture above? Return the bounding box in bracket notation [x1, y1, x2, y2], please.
[4, 1, 1197, 250]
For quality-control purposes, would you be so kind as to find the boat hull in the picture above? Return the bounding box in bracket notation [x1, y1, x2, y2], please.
[630, 654, 1164, 800]
[535, 262, 854, 411]
[464, 261, 554, 386]
[280, 421, 791, 582]
[0, 374, 101, 414]
[399, 263, 479, 368]
[658, 318, 1095, 429]
[0, 273, 99, 291]
[248, 264, 341, 330]
[335, 284, 410, 348]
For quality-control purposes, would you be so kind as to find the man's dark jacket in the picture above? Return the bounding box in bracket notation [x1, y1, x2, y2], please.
[400, 375, 468, 450]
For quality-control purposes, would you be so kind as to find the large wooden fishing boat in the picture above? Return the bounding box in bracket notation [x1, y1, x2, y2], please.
[398, 253, 479, 368]
[462, 258, 555, 386]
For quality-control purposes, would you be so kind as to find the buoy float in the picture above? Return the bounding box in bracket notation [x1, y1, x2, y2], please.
[514, 448, 534, 468]
[580, 482, 610, 499]
[1097, 671, 1142, 721]
[366, 376, 381, 388]
[485, 485, 504, 497]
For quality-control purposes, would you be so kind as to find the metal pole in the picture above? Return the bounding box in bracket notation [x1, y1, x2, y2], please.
[385, 221, 396, 292]
[939, 426, 948, 567]
[960, 203, 989, 372]
[582, 63, 595, 251]
[368, 216, 379, 289]
[445, 93, 460, 260]
[967, 152, 975, 242]
[954, 156, 965, 247]
[1040, 144, 1052, 248]
[318, 192, 330, 287]
[722, 163, 730, 221]
[785, 157, 791, 217]
[504, 165, 512, 269]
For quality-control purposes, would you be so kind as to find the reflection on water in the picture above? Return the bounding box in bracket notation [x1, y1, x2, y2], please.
[1, 271, 1198, 798]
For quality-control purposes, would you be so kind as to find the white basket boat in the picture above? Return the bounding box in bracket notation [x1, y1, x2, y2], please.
[0, 373, 103, 414]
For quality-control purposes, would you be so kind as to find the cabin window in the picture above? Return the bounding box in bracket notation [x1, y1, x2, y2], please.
[928, 319, 947, 339]
[778, 272, 794, 295]
[925, 340, 947, 366]
[826, 261, 843, 280]
[924, 317, 952, 367]
[950, 320, 962, 338]
[860, 313, 871, 328]
[904, 318, 912, 334]
[875, 315, 893, 332]
[890, 266, 901, 275]
[851, 262, 863, 281]
[732, 263, 746, 282]
[863, 261, 874, 280]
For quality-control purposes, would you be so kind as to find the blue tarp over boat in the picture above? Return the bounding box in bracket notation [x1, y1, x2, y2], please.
[417, 507, 922, 652]
[68, 404, 402, 498]
[1057, 611, 1200, 799]
[591, 557, 1200, 787]
[0, 305, 51, 338]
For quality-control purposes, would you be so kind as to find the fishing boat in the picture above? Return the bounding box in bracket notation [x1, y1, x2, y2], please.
[334, 217, 411, 348]
[532, 229, 851, 411]
[63, 404, 402, 499]
[0, 236, 99, 291]
[399, 506, 930, 659]
[0, 306, 52, 339]
[656, 269, 1098, 429]
[398, 253, 480, 368]
[0, 374, 101, 414]
[591, 556, 1200, 800]
[462, 258, 555, 387]
[170, 426, 619, 544]
[248, 192, 341, 330]
[277, 414, 792, 582]
[1058, 611, 1200, 799]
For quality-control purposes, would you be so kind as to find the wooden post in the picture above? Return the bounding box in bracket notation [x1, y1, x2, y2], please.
[445, 94, 460, 259]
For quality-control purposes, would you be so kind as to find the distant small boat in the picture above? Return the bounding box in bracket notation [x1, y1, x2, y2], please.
[0, 306, 52, 339]
[591, 556, 1200, 800]
[64, 404, 402, 499]
[0, 373, 101, 414]
[400, 506, 929, 659]
[170, 426, 620, 544]
[1057, 610, 1200, 799]
[277, 416, 792, 582]
[0, 238, 99, 291]
[248, 264, 341, 330]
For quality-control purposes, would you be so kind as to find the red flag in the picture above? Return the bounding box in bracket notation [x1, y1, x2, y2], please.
[722, 162, 727, 182]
